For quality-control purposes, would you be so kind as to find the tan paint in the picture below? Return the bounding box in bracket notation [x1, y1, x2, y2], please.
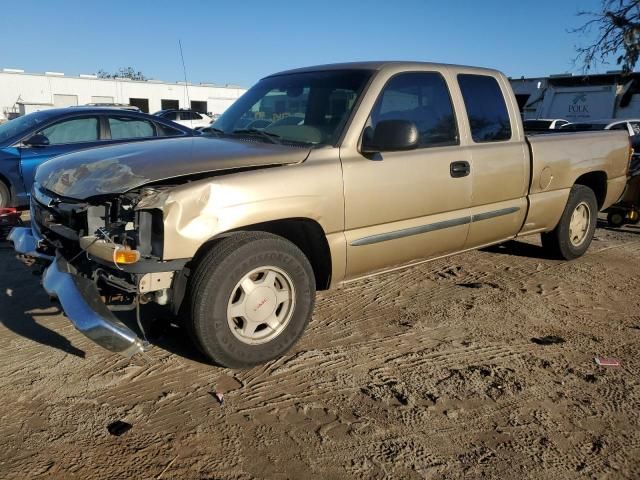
[527, 131, 629, 204]
[604, 175, 629, 207]
[152, 147, 346, 262]
[517, 189, 571, 236]
[133, 62, 631, 288]
[539, 167, 552, 190]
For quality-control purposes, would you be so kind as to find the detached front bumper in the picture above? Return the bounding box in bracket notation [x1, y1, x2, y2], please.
[9, 227, 145, 357]
[8, 226, 53, 262]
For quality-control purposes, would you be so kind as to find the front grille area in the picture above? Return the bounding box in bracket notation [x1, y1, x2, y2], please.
[31, 186, 88, 247]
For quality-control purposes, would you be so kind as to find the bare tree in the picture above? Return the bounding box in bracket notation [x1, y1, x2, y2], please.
[573, 0, 640, 73]
[96, 67, 147, 81]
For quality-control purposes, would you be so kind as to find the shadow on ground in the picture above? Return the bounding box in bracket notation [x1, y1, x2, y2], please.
[0, 244, 85, 357]
[136, 304, 215, 365]
[481, 240, 553, 259]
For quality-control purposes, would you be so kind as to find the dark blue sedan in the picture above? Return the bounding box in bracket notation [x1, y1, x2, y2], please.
[0, 107, 195, 208]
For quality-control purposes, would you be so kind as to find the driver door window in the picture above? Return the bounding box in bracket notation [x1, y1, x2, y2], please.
[39, 117, 99, 145]
[368, 72, 459, 148]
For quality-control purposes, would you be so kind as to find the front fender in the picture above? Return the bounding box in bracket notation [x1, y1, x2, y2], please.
[141, 148, 345, 261]
[0, 148, 27, 206]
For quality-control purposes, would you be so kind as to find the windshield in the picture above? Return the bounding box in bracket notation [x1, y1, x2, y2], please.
[0, 111, 53, 144]
[211, 69, 373, 146]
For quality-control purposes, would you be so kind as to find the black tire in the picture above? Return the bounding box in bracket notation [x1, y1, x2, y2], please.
[541, 185, 597, 260]
[607, 211, 625, 228]
[0, 182, 9, 209]
[187, 231, 316, 368]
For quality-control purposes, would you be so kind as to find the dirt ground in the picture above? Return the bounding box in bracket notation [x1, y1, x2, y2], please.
[0, 221, 639, 480]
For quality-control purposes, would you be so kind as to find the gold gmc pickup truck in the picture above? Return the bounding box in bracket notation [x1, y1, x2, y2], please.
[10, 62, 631, 367]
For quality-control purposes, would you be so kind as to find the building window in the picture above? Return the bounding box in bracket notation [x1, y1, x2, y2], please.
[129, 98, 150, 113]
[161, 99, 179, 110]
[190, 100, 207, 113]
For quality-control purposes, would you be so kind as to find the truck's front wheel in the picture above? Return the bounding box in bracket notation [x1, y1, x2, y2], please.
[188, 232, 316, 368]
[541, 185, 597, 260]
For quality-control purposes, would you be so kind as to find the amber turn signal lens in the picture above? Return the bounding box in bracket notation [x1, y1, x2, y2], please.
[113, 248, 140, 264]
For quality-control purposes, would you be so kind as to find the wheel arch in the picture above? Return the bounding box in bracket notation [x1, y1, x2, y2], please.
[192, 217, 333, 291]
[573, 171, 607, 210]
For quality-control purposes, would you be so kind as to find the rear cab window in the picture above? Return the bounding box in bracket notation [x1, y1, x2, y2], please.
[458, 74, 512, 142]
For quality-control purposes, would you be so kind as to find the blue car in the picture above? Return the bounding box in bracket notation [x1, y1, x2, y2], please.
[0, 107, 195, 208]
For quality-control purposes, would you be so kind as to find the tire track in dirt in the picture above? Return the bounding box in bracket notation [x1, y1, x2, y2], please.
[0, 230, 639, 478]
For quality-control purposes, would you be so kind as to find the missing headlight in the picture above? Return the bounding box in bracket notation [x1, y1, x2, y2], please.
[137, 209, 164, 258]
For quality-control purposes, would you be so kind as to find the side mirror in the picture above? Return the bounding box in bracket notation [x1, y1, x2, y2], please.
[361, 120, 419, 153]
[23, 133, 50, 147]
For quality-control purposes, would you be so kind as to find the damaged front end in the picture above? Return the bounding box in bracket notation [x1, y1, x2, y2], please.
[10, 183, 187, 357]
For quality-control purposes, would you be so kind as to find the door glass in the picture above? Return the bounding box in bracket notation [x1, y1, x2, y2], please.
[108, 117, 155, 139]
[369, 72, 459, 148]
[458, 74, 512, 142]
[157, 124, 184, 136]
[39, 118, 99, 144]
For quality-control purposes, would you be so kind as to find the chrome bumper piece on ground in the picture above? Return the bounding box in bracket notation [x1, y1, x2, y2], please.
[8, 226, 53, 262]
[9, 227, 145, 357]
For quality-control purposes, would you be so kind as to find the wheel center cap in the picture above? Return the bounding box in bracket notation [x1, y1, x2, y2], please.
[246, 287, 277, 323]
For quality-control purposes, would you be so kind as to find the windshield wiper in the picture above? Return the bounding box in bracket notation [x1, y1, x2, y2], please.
[232, 128, 282, 144]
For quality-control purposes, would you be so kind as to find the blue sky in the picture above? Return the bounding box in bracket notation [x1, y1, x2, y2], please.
[0, 0, 608, 87]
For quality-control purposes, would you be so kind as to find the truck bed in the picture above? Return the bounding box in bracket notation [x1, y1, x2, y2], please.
[519, 130, 630, 235]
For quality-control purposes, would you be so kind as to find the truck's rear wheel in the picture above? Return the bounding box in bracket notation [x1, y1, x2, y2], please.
[188, 231, 316, 368]
[541, 185, 597, 260]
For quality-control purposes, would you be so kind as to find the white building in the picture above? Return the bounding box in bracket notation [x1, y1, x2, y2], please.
[509, 71, 640, 121]
[0, 68, 247, 122]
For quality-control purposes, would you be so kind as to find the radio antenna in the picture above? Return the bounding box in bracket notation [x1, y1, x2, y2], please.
[179, 40, 191, 108]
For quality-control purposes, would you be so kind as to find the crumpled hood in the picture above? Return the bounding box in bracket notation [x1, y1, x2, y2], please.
[35, 136, 311, 199]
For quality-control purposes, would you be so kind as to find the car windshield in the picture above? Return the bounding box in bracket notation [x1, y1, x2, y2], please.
[211, 69, 373, 146]
[0, 111, 53, 144]
[560, 123, 608, 131]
